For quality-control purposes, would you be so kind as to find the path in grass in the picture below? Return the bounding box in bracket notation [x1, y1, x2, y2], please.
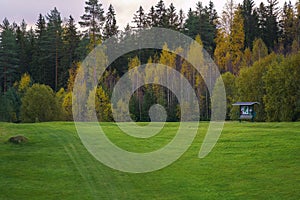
[0, 122, 299, 199]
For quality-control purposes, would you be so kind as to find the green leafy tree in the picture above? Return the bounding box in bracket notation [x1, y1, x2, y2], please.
[221, 72, 236, 120]
[86, 86, 112, 122]
[56, 88, 67, 120]
[214, 6, 245, 74]
[235, 53, 283, 121]
[263, 52, 300, 121]
[62, 92, 73, 121]
[252, 38, 268, 63]
[20, 84, 60, 122]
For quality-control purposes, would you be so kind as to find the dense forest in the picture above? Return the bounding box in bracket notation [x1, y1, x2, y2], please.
[0, 0, 299, 122]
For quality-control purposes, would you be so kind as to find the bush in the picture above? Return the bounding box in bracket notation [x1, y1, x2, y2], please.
[20, 84, 60, 122]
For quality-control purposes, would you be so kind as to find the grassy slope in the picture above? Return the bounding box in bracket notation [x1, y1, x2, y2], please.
[0, 122, 299, 200]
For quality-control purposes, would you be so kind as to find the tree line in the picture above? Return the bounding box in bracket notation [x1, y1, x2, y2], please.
[0, 0, 299, 122]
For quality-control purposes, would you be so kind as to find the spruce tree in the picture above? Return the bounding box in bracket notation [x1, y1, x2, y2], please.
[45, 7, 63, 91]
[103, 4, 119, 39]
[61, 15, 80, 89]
[132, 6, 148, 29]
[166, 3, 180, 30]
[31, 14, 46, 84]
[241, 0, 259, 49]
[0, 18, 19, 93]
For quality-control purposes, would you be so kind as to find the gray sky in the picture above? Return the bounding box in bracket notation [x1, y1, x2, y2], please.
[0, 0, 296, 30]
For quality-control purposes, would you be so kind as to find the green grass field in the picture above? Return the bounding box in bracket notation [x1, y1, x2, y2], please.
[0, 122, 299, 199]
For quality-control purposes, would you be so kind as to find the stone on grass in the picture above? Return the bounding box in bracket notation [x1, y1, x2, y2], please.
[8, 136, 28, 144]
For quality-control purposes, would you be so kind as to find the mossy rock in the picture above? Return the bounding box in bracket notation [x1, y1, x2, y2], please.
[8, 136, 28, 144]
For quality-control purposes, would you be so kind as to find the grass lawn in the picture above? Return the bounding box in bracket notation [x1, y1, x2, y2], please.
[0, 122, 299, 199]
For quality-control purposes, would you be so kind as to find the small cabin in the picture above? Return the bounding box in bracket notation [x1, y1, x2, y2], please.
[232, 102, 260, 122]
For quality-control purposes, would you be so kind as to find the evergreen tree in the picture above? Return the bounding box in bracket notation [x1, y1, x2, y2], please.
[0, 18, 19, 93]
[241, 0, 259, 49]
[166, 3, 180, 30]
[103, 4, 119, 39]
[20, 84, 60, 122]
[279, 1, 296, 54]
[79, 0, 105, 47]
[178, 9, 185, 31]
[16, 20, 31, 74]
[147, 6, 157, 27]
[184, 2, 217, 56]
[257, 0, 280, 51]
[61, 15, 80, 89]
[184, 9, 201, 40]
[132, 6, 148, 29]
[45, 7, 64, 91]
[31, 14, 46, 84]
[154, 0, 167, 27]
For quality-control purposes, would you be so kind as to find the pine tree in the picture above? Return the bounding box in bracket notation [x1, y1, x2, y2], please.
[103, 4, 119, 39]
[79, 0, 105, 47]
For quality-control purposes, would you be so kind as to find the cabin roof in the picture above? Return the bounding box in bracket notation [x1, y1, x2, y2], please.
[232, 102, 260, 106]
